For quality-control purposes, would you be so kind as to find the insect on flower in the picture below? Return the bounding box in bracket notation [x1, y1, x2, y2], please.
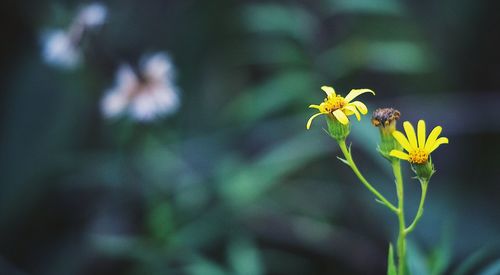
[390, 120, 448, 164]
[101, 53, 180, 122]
[306, 86, 375, 129]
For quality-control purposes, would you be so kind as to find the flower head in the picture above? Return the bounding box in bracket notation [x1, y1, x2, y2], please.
[390, 120, 448, 164]
[306, 86, 375, 129]
[101, 53, 180, 122]
[372, 108, 401, 128]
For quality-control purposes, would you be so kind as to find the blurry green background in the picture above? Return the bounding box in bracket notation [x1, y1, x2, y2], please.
[1, 0, 499, 274]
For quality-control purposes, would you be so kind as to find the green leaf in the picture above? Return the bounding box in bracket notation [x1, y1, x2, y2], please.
[336, 156, 350, 166]
[375, 198, 387, 207]
[227, 237, 264, 275]
[318, 39, 431, 78]
[147, 201, 174, 243]
[429, 225, 453, 275]
[454, 241, 500, 275]
[186, 257, 228, 275]
[224, 70, 314, 123]
[387, 243, 397, 275]
[407, 240, 430, 275]
[324, 0, 403, 16]
[241, 3, 317, 44]
[217, 130, 334, 206]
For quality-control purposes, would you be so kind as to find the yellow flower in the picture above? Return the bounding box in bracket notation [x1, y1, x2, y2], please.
[306, 86, 375, 129]
[390, 120, 448, 164]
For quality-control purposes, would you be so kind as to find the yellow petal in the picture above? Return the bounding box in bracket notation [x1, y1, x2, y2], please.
[428, 137, 449, 153]
[417, 120, 426, 149]
[392, 130, 414, 152]
[403, 121, 418, 149]
[344, 89, 375, 103]
[389, 150, 410, 160]
[306, 113, 324, 129]
[424, 126, 443, 151]
[321, 86, 336, 97]
[344, 105, 361, 121]
[309, 104, 321, 110]
[333, 109, 349, 125]
[350, 101, 368, 114]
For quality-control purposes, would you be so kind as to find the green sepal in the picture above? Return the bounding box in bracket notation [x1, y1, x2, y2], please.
[326, 115, 350, 141]
[412, 158, 435, 182]
[377, 145, 392, 161]
[377, 130, 402, 162]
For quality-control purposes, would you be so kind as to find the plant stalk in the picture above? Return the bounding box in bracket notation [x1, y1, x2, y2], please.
[392, 160, 406, 275]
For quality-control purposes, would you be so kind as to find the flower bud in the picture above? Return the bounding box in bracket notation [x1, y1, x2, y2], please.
[326, 114, 350, 141]
[372, 108, 401, 160]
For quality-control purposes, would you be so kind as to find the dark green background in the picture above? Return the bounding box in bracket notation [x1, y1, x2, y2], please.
[1, 0, 499, 274]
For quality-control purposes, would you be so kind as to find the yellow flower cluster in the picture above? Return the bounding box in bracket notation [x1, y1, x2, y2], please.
[307, 85, 449, 165]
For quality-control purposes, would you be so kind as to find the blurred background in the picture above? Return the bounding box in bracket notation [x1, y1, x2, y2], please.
[1, 0, 499, 274]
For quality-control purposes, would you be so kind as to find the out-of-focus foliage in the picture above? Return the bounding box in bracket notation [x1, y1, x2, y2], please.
[0, 0, 499, 274]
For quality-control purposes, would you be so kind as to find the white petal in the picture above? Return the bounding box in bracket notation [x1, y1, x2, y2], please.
[78, 3, 107, 27]
[116, 64, 138, 89]
[152, 86, 180, 116]
[101, 91, 128, 118]
[141, 52, 174, 82]
[101, 65, 138, 119]
[130, 92, 158, 121]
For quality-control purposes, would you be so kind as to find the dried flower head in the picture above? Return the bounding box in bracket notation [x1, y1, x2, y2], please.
[101, 53, 180, 122]
[372, 108, 402, 158]
[372, 108, 401, 127]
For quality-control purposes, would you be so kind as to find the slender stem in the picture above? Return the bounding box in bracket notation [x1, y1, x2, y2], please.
[392, 160, 406, 275]
[405, 180, 429, 234]
[338, 140, 398, 213]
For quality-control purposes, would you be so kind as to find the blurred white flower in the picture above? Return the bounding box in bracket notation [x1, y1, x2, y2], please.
[42, 30, 81, 68]
[77, 3, 107, 28]
[41, 2, 107, 69]
[101, 53, 180, 122]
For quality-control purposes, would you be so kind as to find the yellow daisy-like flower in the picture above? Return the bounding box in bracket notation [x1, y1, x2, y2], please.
[306, 86, 375, 129]
[390, 120, 449, 164]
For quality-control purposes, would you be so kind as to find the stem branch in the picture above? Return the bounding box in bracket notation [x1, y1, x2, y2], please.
[405, 180, 429, 234]
[338, 140, 398, 213]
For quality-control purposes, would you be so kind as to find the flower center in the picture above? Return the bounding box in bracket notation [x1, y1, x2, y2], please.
[408, 148, 429, 164]
[321, 95, 346, 113]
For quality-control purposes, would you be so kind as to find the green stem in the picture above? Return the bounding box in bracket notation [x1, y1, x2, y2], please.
[392, 160, 406, 275]
[405, 180, 429, 234]
[338, 140, 398, 213]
